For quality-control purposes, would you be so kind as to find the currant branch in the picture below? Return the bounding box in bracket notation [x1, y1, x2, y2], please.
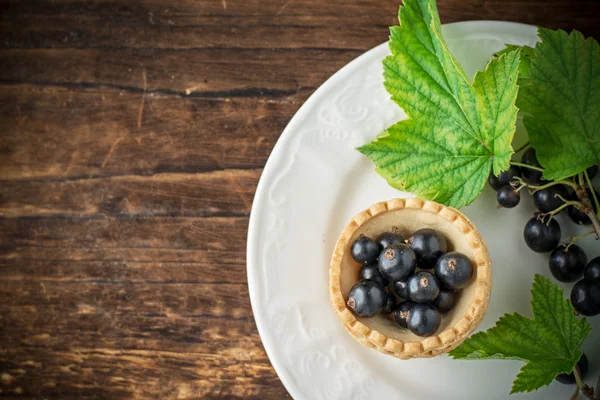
[514, 162, 600, 240]
[576, 173, 600, 240]
[584, 170, 600, 217]
[574, 366, 595, 400]
[584, 207, 600, 240]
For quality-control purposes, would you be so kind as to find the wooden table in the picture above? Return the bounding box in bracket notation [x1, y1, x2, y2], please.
[1, 1, 599, 398]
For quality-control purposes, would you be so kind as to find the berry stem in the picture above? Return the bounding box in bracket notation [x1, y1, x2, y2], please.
[578, 172, 586, 188]
[573, 366, 594, 400]
[513, 141, 530, 153]
[571, 386, 580, 400]
[539, 200, 581, 219]
[510, 161, 544, 172]
[515, 177, 579, 191]
[563, 229, 596, 250]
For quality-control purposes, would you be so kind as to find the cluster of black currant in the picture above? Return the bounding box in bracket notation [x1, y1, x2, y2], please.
[346, 229, 472, 337]
[489, 148, 600, 318]
[489, 148, 600, 386]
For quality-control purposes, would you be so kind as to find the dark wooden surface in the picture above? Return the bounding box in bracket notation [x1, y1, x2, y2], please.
[1, 1, 600, 398]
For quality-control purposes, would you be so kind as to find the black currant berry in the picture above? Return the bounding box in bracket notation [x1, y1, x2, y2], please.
[549, 244, 587, 283]
[378, 243, 417, 281]
[584, 257, 600, 281]
[347, 280, 387, 317]
[434, 252, 473, 290]
[407, 271, 440, 303]
[533, 185, 569, 213]
[567, 189, 599, 226]
[571, 279, 600, 316]
[394, 301, 414, 328]
[408, 228, 447, 269]
[488, 165, 521, 191]
[434, 289, 457, 314]
[381, 291, 396, 315]
[376, 231, 405, 251]
[521, 148, 545, 185]
[359, 263, 389, 286]
[523, 217, 561, 253]
[555, 353, 589, 384]
[393, 279, 409, 300]
[586, 164, 598, 179]
[497, 184, 520, 208]
[408, 304, 441, 337]
[351, 235, 379, 265]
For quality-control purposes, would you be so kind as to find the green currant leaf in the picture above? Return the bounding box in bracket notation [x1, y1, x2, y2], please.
[518, 28, 600, 181]
[358, 0, 521, 208]
[495, 44, 535, 78]
[450, 275, 591, 394]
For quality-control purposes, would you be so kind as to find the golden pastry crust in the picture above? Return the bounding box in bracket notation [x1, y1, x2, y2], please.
[329, 198, 492, 359]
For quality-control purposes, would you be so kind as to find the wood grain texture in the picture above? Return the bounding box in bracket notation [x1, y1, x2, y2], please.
[1, 0, 599, 398]
[0, 86, 299, 180]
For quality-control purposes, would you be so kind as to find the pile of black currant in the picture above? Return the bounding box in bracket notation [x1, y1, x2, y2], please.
[488, 148, 600, 318]
[346, 229, 473, 337]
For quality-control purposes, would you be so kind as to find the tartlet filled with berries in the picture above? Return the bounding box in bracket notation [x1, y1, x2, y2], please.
[329, 198, 492, 359]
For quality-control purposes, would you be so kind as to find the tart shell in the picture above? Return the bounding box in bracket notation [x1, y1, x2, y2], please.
[329, 198, 492, 359]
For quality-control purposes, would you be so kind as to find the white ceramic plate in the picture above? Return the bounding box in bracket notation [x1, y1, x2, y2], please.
[247, 21, 600, 400]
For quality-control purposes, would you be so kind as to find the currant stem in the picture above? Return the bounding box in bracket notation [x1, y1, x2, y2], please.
[519, 178, 579, 192]
[574, 365, 585, 389]
[513, 141, 530, 153]
[510, 161, 544, 172]
[563, 229, 596, 250]
[571, 386, 580, 400]
[573, 366, 594, 400]
[572, 174, 600, 240]
[539, 200, 580, 219]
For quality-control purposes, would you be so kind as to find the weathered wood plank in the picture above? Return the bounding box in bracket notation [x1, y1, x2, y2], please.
[0, 170, 259, 218]
[0, 216, 249, 279]
[0, 347, 287, 399]
[0, 48, 360, 94]
[0, 86, 296, 180]
[0, 281, 252, 319]
[1, 0, 395, 50]
[0, 259, 247, 284]
[2, 0, 599, 50]
[0, 214, 248, 252]
[0, 214, 287, 398]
